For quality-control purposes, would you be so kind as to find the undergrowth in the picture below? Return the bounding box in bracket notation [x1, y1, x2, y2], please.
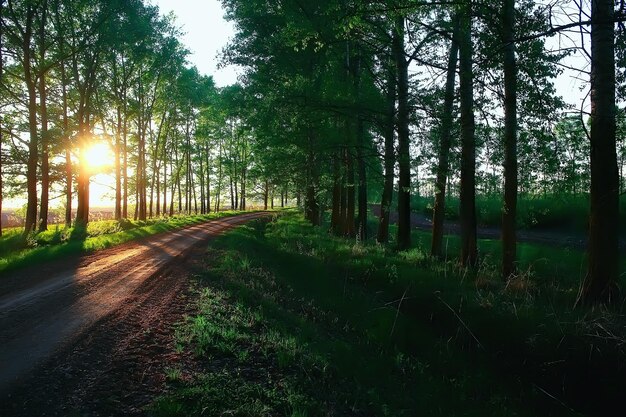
[411, 193, 626, 232]
[153, 213, 625, 416]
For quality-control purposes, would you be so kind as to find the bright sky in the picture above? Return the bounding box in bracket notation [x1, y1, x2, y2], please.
[151, 0, 239, 87]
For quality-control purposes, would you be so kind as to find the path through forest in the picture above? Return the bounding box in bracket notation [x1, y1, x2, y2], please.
[0, 212, 271, 416]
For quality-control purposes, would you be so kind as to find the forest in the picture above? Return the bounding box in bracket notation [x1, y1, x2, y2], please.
[1, 0, 626, 415]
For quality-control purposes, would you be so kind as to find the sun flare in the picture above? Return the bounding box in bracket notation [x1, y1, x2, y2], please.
[84, 142, 114, 172]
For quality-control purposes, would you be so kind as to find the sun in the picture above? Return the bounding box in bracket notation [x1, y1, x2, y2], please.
[84, 142, 114, 172]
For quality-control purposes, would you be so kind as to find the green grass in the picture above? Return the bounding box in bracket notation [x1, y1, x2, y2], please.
[0, 211, 257, 275]
[411, 193, 626, 232]
[152, 213, 624, 416]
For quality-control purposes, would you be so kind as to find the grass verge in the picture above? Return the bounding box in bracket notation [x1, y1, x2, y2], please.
[152, 212, 624, 416]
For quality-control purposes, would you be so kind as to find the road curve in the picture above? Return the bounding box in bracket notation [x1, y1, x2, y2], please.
[0, 212, 270, 393]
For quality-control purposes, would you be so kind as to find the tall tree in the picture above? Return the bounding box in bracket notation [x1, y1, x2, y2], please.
[0, 0, 4, 237]
[377, 54, 396, 244]
[393, 15, 411, 250]
[431, 17, 459, 258]
[5, 1, 39, 233]
[37, 0, 50, 231]
[577, 0, 619, 305]
[501, 0, 518, 278]
[458, 1, 478, 267]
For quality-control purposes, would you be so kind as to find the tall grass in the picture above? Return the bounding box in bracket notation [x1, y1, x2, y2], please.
[155, 213, 624, 416]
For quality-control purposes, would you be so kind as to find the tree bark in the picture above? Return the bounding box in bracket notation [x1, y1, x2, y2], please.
[340, 149, 348, 234]
[122, 79, 128, 219]
[458, 3, 478, 267]
[38, 0, 49, 231]
[1, 0, 4, 236]
[346, 146, 356, 237]
[205, 143, 211, 213]
[305, 129, 319, 225]
[162, 144, 168, 216]
[115, 102, 122, 220]
[578, 0, 619, 306]
[501, 0, 518, 278]
[356, 117, 367, 242]
[431, 18, 459, 257]
[393, 15, 411, 250]
[377, 57, 396, 244]
[23, 6, 38, 233]
[61, 61, 72, 227]
[331, 155, 341, 234]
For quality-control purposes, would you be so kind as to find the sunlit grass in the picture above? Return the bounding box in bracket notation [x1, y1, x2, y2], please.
[0, 211, 261, 275]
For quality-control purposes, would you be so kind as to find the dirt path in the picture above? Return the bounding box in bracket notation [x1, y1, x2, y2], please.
[0, 212, 270, 416]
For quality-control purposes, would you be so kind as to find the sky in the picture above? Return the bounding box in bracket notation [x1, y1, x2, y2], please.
[151, 0, 239, 87]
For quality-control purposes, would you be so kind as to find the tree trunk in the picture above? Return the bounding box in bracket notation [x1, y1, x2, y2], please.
[76, 122, 91, 227]
[340, 147, 348, 234]
[458, 4, 478, 267]
[0, 0, 3, 236]
[393, 15, 411, 250]
[377, 55, 397, 244]
[163, 147, 168, 216]
[23, 7, 38, 233]
[346, 147, 356, 237]
[199, 147, 205, 214]
[331, 155, 341, 234]
[356, 117, 367, 242]
[578, 0, 619, 306]
[115, 103, 122, 220]
[431, 18, 459, 257]
[305, 130, 320, 226]
[61, 62, 72, 227]
[0, 119, 2, 237]
[122, 86, 129, 219]
[501, 0, 518, 278]
[215, 140, 223, 212]
[38, 1, 49, 232]
[192, 169, 198, 215]
[205, 144, 211, 213]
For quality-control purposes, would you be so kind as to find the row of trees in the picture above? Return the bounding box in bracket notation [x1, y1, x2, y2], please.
[218, 0, 625, 306]
[0, 0, 291, 239]
[2, 0, 624, 306]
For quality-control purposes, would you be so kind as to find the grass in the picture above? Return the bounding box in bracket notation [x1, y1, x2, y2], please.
[0, 211, 257, 275]
[151, 212, 626, 416]
[411, 193, 626, 232]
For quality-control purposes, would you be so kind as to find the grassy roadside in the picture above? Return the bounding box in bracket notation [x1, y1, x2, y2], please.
[0, 211, 262, 275]
[152, 212, 624, 416]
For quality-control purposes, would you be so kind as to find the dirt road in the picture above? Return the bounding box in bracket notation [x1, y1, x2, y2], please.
[0, 212, 270, 415]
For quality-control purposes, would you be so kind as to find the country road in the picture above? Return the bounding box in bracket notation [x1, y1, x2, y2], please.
[0, 212, 270, 415]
